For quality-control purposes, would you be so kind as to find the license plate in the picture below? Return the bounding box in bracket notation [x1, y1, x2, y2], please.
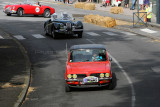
[83, 76, 98, 83]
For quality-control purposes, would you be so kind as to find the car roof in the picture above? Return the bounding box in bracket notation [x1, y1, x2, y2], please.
[70, 44, 106, 50]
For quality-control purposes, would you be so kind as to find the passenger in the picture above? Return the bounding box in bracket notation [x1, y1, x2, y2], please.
[92, 53, 103, 61]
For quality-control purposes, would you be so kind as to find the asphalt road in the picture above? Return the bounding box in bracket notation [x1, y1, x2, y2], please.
[0, 1, 160, 107]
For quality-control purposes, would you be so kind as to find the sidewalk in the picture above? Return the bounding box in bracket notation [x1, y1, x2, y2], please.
[54, 1, 160, 40]
[0, 29, 31, 107]
[94, 4, 160, 40]
[95, 4, 157, 24]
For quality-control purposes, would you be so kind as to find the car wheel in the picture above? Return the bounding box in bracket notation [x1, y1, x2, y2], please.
[77, 31, 83, 38]
[65, 83, 71, 92]
[52, 30, 57, 39]
[7, 13, 11, 16]
[44, 26, 49, 35]
[17, 8, 23, 17]
[108, 72, 117, 90]
[43, 9, 51, 18]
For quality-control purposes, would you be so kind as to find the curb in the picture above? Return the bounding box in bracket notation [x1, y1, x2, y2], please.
[0, 28, 31, 107]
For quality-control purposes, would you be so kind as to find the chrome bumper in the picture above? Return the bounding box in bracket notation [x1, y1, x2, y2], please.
[4, 9, 17, 14]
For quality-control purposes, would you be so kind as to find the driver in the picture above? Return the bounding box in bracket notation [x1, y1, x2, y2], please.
[92, 53, 103, 61]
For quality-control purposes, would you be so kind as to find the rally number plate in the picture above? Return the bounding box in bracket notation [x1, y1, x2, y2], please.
[83, 76, 98, 83]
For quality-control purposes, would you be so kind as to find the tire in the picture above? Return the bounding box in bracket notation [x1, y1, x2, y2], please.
[65, 83, 71, 92]
[43, 9, 51, 18]
[77, 31, 83, 38]
[7, 13, 11, 16]
[17, 8, 23, 17]
[44, 25, 49, 35]
[51, 30, 57, 39]
[108, 72, 117, 90]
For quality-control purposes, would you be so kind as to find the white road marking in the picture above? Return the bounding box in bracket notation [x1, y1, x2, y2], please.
[86, 38, 136, 107]
[103, 32, 117, 36]
[14, 35, 26, 40]
[121, 32, 136, 36]
[152, 66, 160, 73]
[0, 35, 4, 39]
[32, 34, 45, 39]
[86, 32, 100, 36]
[140, 28, 158, 33]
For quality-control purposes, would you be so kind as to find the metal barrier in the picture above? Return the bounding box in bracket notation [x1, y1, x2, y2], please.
[133, 12, 147, 27]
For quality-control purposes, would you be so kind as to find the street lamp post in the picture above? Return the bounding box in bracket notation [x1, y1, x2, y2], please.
[157, 0, 160, 24]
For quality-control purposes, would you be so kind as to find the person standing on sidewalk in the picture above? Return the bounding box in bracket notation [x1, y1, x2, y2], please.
[139, 0, 144, 10]
[130, 0, 135, 10]
[106, 0, 110, 6]
[144, 0, 150, 7]
[124, 0, 129, 8]
[145, 4, 152, 22]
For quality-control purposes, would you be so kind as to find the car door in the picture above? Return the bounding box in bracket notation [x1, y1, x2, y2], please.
[21, 4, 32, 14]
[31, 5, 41, 15]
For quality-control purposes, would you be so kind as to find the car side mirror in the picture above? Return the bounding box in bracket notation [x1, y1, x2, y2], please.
[109, 57, 112, 61]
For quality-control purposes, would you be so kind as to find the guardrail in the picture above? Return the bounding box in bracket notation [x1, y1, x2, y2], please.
[133, 12, 147, 27]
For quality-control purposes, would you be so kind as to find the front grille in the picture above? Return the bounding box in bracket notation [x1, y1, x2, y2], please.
[66, 22, 72, 31]
[90, 73, 100, 78]
[77, 74, 86, 79]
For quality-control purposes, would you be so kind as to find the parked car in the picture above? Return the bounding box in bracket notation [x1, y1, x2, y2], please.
[3, 0, 55, 18]
[65, 44, 117, 92]
[44, 12, 83, 39]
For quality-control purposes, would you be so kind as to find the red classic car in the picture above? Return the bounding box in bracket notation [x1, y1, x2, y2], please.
[3, 0, 55, 18]
[65, 44, 117, 92]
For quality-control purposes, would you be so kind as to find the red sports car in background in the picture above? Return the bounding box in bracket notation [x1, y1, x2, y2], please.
[65, 44, 117, 92]
[3, 0, 55, 18]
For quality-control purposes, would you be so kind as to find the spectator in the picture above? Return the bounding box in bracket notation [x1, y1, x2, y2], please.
[124, 0, 129, 8]
[144, 0, 149, 7]
[145, 4, 152, 22]
[100, 0, 107, 7]
[130, 0, 135, 10]
[88, 0, 92, 2]
[139, 0, 144, 10]
[115, 0, 122, 6]
[106, 0, 110, 6]
[111, 0, 116, 6]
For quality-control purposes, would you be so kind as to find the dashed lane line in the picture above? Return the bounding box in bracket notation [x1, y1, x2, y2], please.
[121, 32, 136, 36]
[32, 34, 46, 39]
[103, 32, 117, 36]
[0, 35, 4, 39]
[85, 32, 100, 36]
[14, 35, 26, 40]
[140, 28, 158, 33]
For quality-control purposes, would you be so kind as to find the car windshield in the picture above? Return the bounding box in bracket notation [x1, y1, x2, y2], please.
[69, 49, 107, 62]
[51, 12, 73, 21]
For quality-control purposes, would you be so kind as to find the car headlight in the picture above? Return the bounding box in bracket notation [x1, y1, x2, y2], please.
[60, 24, 64, 29]
[105, 73, 110, 78]
[67, 74, 72, 79]
[7, 7, 11, 10]
[73, 74, 77, 79]
[100, 73, 104, 78]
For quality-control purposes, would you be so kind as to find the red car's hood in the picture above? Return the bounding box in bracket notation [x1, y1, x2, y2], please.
[68, 62, 110, 74]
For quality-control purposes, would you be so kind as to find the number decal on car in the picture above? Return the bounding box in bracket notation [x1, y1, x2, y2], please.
[35, 7, 40, 13]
